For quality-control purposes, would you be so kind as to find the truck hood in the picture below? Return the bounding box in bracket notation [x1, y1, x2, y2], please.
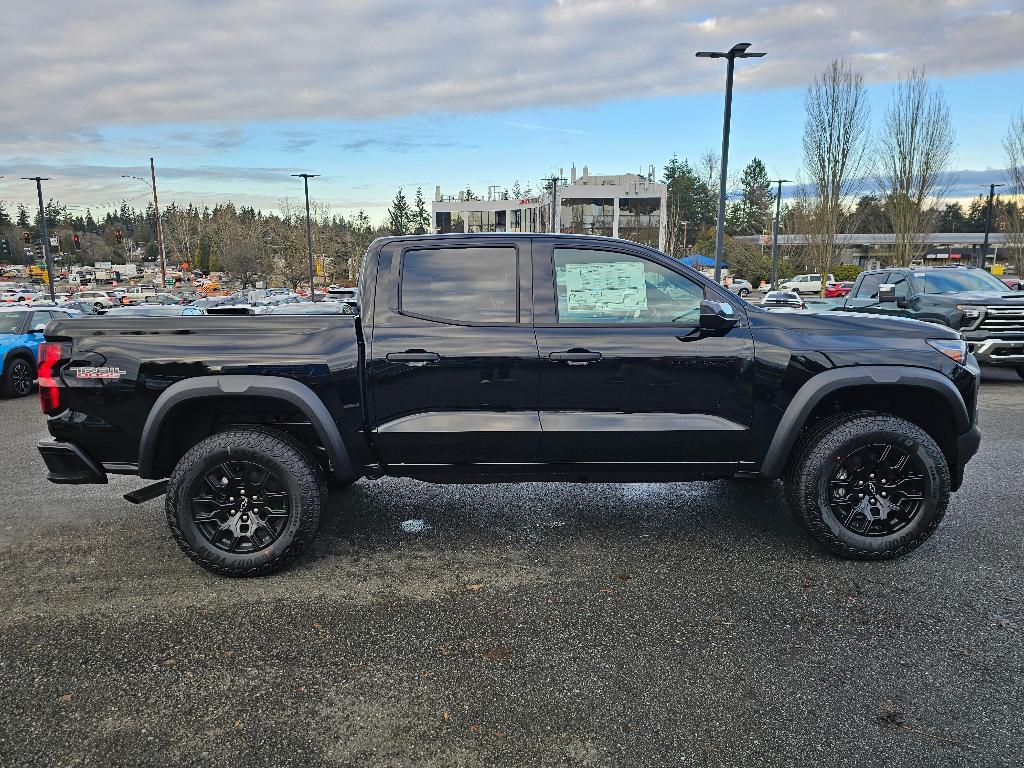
[748, 305, 959, 340]
[925, 291, 1024, 305]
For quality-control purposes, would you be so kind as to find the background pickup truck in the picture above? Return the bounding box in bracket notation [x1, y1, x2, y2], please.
[37, 234, 981, 576]
[832, 265, 1024, 377]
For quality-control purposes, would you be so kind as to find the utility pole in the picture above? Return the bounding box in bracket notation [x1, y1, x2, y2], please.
[980, 183, 1004, 269]
[681, 220, 689, 256]
[542, 175, 566, 234]
[696, 42, 767, 283]
[21, 176, 56, 302]
[150, 158, 167, 289]
[292, 173, 320, 300]
[769, 179, 793, 288]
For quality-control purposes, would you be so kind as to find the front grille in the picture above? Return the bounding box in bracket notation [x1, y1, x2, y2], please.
[979, 306, 1024, 334]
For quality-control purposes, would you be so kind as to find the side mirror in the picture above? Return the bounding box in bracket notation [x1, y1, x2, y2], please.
[699, 299, 738, 331]
[878, 283, 897, 303]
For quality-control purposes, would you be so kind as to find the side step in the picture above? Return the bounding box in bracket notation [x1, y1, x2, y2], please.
[124, 480, 168, 505]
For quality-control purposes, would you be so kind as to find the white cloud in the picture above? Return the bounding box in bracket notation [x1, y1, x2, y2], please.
[2, 0, 1020, 136]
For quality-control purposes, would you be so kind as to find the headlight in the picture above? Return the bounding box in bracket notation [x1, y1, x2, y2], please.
[927, 338, 968, 364]
[955, 304, 983, 327]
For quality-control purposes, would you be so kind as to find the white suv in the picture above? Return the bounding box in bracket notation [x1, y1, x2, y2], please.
[125, 285, 158, 304]
[780, 273, 836, 294]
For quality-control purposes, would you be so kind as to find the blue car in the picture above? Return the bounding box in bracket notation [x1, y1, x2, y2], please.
[0, 307, 77, 397]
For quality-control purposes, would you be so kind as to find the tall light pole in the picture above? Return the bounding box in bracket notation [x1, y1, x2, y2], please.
[980, 183, 1004, 269]
[122, 162, 167, 287]
[696, 42, 766, 282]
[21, 176, 57, 302]
[292, 173, 320, 300]
[768, 179, 792, 288]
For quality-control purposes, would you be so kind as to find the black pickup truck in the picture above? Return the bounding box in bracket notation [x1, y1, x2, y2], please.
[834, 265, 1024, 377]
[36, 234, 981, 575]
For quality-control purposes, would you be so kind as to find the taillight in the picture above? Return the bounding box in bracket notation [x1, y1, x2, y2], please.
[38, 342, 66, 415]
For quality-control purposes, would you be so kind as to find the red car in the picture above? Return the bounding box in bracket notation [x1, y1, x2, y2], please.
[824, 281, 855, 298]
[1001, 277, 1022, 291]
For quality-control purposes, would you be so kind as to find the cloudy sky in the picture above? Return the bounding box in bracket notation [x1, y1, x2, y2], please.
[1, 0, 1022, 222]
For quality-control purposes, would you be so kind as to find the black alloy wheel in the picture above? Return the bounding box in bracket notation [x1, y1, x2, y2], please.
[8, 359, 34, 396]
[189, 460, 291, 554]
[826, 443, 925, 537]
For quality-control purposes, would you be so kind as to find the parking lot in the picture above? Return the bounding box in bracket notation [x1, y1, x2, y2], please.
[0, 369, 1021, 767]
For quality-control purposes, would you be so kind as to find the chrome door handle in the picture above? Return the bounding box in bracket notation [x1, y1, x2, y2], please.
[386, 351, 440, 364]
[548, 351, 602, 365]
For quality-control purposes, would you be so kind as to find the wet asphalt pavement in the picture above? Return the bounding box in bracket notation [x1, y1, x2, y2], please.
[0, 369, 1022, 767]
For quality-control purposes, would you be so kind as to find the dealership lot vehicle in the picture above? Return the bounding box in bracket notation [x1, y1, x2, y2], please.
[75, 290, 117, 309]
[825, 280, 855, 298]
[726, 277, 753, 296]
[0, 306, 76, 397]
[780, 273, 836, 294]
[832, 266, 1024, 377]
[37, 234, 981, 575]
[761, 289, 805, 308]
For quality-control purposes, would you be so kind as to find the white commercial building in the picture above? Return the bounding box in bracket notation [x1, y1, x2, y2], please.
[432, 164, 668, 251]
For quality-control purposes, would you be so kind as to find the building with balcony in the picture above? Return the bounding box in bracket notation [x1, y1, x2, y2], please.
[432, 164, 667, 251]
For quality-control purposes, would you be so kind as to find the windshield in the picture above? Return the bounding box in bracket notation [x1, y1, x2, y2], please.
[0, 314, 25, 334]
[915, 270, 1008, 294]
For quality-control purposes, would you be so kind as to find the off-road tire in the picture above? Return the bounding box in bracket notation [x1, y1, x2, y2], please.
[2, 355, 35, 397]
[784, 411, 949, 560]
[166, 427, 322, 576]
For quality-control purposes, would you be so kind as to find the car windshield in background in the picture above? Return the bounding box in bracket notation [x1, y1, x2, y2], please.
[916, 270, 1009, 294]
[0, 314, 24, 334]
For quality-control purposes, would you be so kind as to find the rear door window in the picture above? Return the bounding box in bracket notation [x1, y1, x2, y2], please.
[400, 246, 518, 324]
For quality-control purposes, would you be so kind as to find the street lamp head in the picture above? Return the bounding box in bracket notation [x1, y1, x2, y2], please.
[696, 42, 766, 59]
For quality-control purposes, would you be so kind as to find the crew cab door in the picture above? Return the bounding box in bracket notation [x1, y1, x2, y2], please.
[531, 241, 755, 468]
[366, 238, 540, 466]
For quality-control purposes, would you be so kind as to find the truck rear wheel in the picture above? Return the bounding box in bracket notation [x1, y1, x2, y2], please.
[785, 412, 949, 560]
[166, 428, 322, 576]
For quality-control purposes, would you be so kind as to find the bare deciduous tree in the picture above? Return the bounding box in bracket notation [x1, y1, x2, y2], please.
[1004, 110, 1024, 277]
[876, 69, 955, 267]
[801, 59, 871, 293]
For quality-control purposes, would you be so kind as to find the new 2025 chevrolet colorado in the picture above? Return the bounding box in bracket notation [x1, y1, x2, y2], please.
[36, 234, 981, 576]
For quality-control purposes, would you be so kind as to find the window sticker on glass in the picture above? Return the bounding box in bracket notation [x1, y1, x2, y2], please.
[564, 261, 647, 313]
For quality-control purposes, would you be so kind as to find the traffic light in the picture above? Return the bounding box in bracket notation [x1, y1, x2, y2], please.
[73, 233, 81, 250]
[114, 228, 123, 244]
[22, 231, 30, 244]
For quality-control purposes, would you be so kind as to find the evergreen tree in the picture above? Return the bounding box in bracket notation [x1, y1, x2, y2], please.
[0, 201, 11, 228]
[412, 187, 430, 234]
[727, 157, 774, 236]
[16, 204, 30, 228]
[936, 202, 967, 233]
[662, 155, 717, 257]
[386, 188, 411, 236]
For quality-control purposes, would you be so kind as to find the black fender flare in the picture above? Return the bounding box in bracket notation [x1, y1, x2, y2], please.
[138, 375, 354, 481]
[758, 365, 970, 478]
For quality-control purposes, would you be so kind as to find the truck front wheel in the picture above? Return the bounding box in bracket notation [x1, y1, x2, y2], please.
[785, 412, 949, 559]
[166, 428, 322, 576]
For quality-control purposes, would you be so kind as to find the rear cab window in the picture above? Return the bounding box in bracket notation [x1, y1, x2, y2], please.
[400, 246, 519, 325]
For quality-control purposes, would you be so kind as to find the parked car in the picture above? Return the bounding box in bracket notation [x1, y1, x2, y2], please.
[0, 306, 77, 396]
[761, 290, 805, 308]
[780, 273, 836, 295]
[75, 290, 117, 310]
[830, 265, 1024, 378]
[725, 278, 753, 297]
[268, 302, 353, 315]
[824, 281, 855, 298]
[1001, 277, 1023, 291]
[125, 285, 159, 304]
[37, 233, 981, 576]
